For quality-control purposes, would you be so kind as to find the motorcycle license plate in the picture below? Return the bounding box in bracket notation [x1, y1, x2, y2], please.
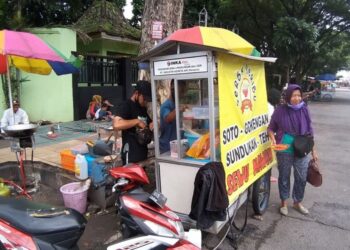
[149, 190, 167, 208]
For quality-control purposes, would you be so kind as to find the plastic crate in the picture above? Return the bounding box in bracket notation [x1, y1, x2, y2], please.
[60, 150, 76, 172]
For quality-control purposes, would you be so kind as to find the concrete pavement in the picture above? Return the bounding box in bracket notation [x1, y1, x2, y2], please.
[234, 88, 350, 249]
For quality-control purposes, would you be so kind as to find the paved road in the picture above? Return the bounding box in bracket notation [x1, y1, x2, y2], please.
[227, 89, 350, 250]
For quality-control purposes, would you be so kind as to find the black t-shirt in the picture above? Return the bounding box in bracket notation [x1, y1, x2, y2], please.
[116, 99, 152, 164]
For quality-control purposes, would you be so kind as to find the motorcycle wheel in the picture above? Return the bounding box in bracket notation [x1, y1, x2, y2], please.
[252, 170, 271, 215]
[322, 94, 333, 102]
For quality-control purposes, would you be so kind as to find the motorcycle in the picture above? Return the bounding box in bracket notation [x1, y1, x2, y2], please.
[108, 146, 201, 248]
[107, 235, 200, 250]
[0, 196, 86, 250]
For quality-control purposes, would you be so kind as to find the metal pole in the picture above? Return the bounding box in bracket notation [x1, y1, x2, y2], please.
[6, 56, 15, 124]
[207, 52, 216, 160]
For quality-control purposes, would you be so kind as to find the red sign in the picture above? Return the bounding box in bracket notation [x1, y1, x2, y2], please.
[151, 21, 164, 40]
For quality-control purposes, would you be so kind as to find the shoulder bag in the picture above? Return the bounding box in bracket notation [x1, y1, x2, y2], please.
[287, 111, 314, 158]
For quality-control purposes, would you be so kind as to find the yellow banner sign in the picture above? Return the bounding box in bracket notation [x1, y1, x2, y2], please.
[218, 53, 276, 204]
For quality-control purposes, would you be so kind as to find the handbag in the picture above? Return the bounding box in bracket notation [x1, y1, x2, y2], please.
[135, 127, 153, 145]
[293, 135, 314, 158]
[287, 111, 314, 158]
[307, 159, 322, 187]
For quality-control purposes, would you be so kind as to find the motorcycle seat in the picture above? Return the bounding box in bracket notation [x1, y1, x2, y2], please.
[0, 197, 86, 236]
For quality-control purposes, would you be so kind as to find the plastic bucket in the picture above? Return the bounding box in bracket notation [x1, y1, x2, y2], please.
[60, 182, 89, 214]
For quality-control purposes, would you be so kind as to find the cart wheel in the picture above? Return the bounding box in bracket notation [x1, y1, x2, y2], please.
[322, 94, 332, 102]
[252, 170, 271, 215]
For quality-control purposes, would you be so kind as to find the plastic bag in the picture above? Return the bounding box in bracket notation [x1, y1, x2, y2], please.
[186, 130, 219, 159]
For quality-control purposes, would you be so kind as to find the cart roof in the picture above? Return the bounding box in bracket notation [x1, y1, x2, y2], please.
[138, 26, 276, 63]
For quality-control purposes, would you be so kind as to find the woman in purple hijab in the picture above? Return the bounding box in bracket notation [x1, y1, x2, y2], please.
[268, 84, 318, 216]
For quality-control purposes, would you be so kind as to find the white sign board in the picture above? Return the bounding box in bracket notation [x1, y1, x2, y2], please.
[153, 56, 208, 76]
[152, 21, 164, 40]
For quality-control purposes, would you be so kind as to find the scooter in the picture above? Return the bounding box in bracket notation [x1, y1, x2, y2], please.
[107, 235, 200, 250]
[0, 196, 86, 250]
[108, 144, 201, 248]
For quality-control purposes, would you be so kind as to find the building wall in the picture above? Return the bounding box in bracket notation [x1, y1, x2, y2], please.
[77, 39, 139, 57]
[0, 81, 6, 115]
[20, 28, 76, 122]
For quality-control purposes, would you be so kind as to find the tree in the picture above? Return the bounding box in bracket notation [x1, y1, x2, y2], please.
[182, 0, 221, 28]
[130, 0, 143, 28]
[216, 0, 350, 85]
[272, 17, 319, 82]
[1, 0, 126, 29]
[139, 0, 184, 56]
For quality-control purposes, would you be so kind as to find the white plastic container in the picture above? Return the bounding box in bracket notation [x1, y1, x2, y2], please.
[170, 139, 189, 158]
[75, 154, 88, 180]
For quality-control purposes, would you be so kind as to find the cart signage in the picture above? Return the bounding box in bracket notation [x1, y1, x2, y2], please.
[218, 53, 276, 204]
[153, 56, 208, 76]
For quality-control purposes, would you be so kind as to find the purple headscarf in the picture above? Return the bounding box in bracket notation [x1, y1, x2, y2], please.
[268, 84, 313, 143]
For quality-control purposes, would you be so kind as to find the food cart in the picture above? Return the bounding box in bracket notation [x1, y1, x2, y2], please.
[138, 27, 277, 234]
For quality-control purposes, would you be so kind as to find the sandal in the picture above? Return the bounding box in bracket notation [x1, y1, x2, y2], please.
[293, 204, 309, 215]
[280, 206, 288, 216]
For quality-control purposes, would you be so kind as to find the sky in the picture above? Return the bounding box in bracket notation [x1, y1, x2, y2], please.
[337, 70, 350, 80]
[123, 0, 133, 20]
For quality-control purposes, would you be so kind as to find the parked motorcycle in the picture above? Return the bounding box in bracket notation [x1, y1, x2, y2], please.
[107, 235, 200, 250]
[109, 160, 201, 248]
[0, 197, 86, 250]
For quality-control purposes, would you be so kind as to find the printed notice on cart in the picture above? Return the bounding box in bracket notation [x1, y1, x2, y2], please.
[217, 52, 276, 205]
[153, 56, 208, 76]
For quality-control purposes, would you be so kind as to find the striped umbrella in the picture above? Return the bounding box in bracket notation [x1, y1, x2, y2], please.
[0, 29, 80, 120]
[166, 26, 257, 56]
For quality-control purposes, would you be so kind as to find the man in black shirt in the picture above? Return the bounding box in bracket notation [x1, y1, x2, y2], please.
[113, 80, 153, 164]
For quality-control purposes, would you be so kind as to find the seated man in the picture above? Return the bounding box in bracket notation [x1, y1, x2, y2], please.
[1, 100, 29, 133]
[95, 103, 113, 121]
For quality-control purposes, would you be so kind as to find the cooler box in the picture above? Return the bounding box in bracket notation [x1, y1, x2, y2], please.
[91, 160, 108, 185]
[60, 150, 76, 172]
[85, 154, 108, 185]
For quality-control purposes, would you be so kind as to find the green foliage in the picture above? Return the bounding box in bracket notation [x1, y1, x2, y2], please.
[1, 69, 30, 108]
[183, 0, 221, 27]
[0, 0, 126, 29]
[214, 0, 350, 83]
[129, 0, 143, 28]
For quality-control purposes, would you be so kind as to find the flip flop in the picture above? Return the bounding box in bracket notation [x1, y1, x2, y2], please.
[293, 204, 309, 215]
[280, 206, 288, 216]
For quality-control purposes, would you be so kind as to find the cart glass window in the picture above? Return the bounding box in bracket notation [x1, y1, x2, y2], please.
[154, 78, 220, 161]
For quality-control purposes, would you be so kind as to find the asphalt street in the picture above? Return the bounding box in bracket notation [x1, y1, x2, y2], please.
[224, 88, 350, 250]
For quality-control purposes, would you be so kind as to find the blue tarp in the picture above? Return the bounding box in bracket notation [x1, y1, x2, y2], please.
[315, 74, 336, 81]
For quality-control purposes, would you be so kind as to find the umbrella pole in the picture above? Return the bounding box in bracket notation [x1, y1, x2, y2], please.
[6, 56, 14, 124]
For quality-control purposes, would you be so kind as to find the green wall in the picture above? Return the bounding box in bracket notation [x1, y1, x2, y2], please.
[77, 38, 139, 56]
[0, 81, 6, 115]
[20, 28, 76, 122]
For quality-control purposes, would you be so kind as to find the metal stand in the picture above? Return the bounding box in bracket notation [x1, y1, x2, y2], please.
[10, 135, 36, 198]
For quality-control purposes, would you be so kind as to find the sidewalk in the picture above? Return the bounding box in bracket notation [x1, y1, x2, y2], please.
[0, 120, 113, 168]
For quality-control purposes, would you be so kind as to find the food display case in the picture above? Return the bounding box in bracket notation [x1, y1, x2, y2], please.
[139, 27, 277, 234]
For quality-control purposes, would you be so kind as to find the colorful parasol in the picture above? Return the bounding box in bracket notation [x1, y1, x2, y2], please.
[0, 29, 79, 75]
[165, 26, 256, 56]
[0, 29, 81, 121]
